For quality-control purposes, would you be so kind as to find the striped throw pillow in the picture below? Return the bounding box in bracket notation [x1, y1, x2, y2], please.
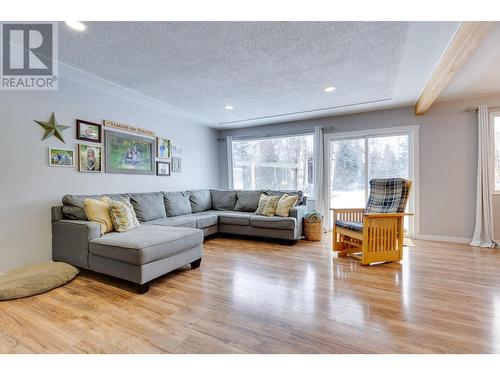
[108, 198, 140, 232]
[255, 194, 280, 217]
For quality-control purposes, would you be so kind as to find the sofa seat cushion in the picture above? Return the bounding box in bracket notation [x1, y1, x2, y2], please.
[90, 225, 203, 265]
[193, 214, 218, 229]
[146, 215, 197, 228]
[250, 216, 296, 230]
[335, 220, 363, 232]
[218, 212, 255, 226]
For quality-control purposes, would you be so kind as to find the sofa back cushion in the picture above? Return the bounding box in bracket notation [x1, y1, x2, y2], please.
[235, 190, 263, 212]
[164, 192, 192, 217]
[265, 190, 305, 205]
[211, 190, 237, 211]
[62, 193, 129, 220]
[130, 192, 166, 222]
[189, 189, 212, 212]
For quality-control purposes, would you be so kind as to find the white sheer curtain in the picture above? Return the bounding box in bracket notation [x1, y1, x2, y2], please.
[226, 136, 233, 189]
[314, 127, 328, 231]
[471, 106, 497, 247]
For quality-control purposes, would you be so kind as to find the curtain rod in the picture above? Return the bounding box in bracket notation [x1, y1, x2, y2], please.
[218, 126, 335, 141]
[465, 106, 500, 112]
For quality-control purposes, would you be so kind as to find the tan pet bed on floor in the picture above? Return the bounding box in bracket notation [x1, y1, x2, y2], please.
[0, 262, 78, 301]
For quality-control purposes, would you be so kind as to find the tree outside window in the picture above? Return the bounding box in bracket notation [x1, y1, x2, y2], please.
[232, 134, 314, 197]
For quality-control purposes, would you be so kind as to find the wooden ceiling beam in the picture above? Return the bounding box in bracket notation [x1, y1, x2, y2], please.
[415, 22, 494, 116]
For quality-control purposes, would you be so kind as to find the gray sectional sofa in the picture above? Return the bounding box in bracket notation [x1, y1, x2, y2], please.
[52, 189, 307, 293]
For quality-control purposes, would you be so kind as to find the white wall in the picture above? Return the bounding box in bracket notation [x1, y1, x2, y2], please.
[219, 94, 500, 241]
[0, 71, 219, 273]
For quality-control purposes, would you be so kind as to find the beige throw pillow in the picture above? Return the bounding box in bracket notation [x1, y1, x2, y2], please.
[84, 197, 114, 234]
[275, 194, 299, 217]
[255, 194, 280, 217]
[108, 198, 140, 232]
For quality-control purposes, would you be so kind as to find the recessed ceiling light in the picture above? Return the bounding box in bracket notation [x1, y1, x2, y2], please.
[324, 86, 336, 93]
[224, 105, 234, 110]
[65, 21, 86, 31]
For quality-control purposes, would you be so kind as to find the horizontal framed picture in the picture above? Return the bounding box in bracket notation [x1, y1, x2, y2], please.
[78, 144, 102, 173]
[172, 157, 181, 173]
[105, 130, 155, 175]
[156, 137, 171, 159]
[156, 161, 171, 176]
[77, 119, 102, 143]
[49, 147, 75, 168]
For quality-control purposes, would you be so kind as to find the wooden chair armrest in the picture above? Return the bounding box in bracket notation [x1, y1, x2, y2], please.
[363, 212, 413, 218]
[330, 208, 365, 213]
[331, 208, 365, 223]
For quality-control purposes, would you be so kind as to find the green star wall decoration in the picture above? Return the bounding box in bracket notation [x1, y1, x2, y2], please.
[34, 112, 71, 143]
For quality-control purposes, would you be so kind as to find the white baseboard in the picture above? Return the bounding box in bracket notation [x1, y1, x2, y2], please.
[413, 234, 471, 244]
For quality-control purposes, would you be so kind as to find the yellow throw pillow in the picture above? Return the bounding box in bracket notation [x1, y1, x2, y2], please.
[275, 194, 299, 217]
[255, 194, 280, 217]
[108, 198, 140, 232]
[84, 197, 114, 234]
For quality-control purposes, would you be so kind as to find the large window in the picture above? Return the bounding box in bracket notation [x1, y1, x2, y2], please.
[232, 134, 314, 197]
[494, 114, 500, 191]
[327, 127, 418, 234]
[329, 134, 409, 209]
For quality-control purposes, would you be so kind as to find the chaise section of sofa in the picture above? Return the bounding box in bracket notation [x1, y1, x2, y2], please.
[52, 188, 307, 292]
[89, 225, 203, 292]
[53, 194, 204, 294]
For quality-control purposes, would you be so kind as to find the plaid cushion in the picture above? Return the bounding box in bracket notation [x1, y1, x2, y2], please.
[335, 220, 363, 232]
[365, 178, 410, 214]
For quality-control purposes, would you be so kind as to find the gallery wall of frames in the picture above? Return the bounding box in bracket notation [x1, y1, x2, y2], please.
[39, 113, 182, 177]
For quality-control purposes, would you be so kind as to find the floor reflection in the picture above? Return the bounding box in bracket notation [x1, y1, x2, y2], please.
[230, 261, 318, 323]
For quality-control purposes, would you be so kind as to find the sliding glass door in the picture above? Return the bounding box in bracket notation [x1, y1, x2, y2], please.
[327, 128, 417, 235]
[329, 138, 366, 209]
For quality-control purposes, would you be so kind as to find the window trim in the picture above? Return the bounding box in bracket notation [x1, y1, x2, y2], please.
[324, 125, 420, 236]
[230, 132, 315, 197]
[491, 111, 500, 194]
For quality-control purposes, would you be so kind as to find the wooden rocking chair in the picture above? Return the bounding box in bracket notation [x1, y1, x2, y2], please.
[331, 178, 412, 265]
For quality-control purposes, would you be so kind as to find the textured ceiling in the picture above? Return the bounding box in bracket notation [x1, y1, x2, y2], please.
[58, 22, 459, 127]
[440, 22, 500, 102]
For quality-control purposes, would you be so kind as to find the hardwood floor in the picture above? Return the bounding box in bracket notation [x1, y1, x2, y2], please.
[1, 234, 500, 353]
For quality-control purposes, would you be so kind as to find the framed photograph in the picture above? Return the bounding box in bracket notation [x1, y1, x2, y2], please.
[78, 144, 102, 173]
[105, 130, 155, 175]
[156, 161, 171, 176]
[76, 119, 102, 143]
[171, 144, 181, 158]
[172, 157, 181, 173]
[49, 148, 74, 167]
[156, 137, 171, 159]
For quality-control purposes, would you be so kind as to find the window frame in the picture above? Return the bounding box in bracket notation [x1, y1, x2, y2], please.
[229, 132, 315, 197]
[324, 125, 420, 236]
[491, 111, 500, 194]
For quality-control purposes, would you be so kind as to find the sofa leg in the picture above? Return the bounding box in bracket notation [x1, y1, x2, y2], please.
[137, 282, 151, 294]
[191, 258, 202, 269]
